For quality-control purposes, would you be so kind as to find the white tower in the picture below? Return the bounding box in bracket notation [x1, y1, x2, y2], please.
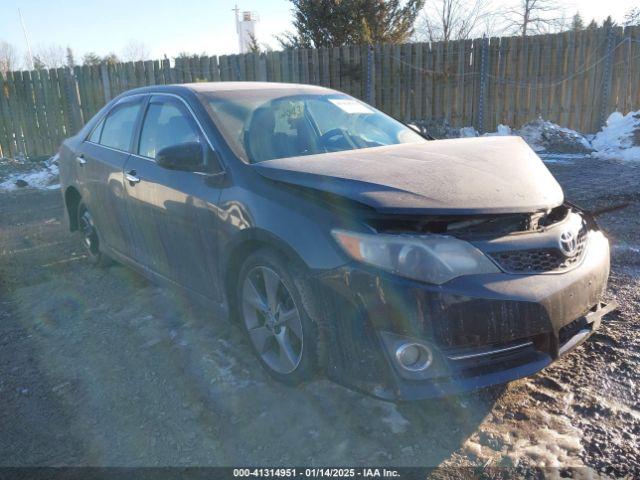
[234, 5, 259, 53]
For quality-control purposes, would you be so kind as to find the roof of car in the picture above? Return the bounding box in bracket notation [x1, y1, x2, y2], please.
[186, 81, 332, 93]
[122, 82, 334, 97]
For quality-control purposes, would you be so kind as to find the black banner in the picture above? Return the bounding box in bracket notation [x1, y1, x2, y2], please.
[0, 467, 624, 480]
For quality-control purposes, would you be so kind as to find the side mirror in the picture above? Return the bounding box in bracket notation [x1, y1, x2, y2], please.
[156, 142, 206, 172]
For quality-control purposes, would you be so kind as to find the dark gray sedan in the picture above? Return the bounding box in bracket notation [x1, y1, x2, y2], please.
[58, 82, 614, 400]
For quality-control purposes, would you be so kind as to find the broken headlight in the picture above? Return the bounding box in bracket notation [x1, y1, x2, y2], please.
[332, 229, 499, 284]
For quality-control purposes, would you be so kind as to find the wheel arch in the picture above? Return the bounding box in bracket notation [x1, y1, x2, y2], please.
[223, 229, 309, 315]
[64, 186, 82, 231]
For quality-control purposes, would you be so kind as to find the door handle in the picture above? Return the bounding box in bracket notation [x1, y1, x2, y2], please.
[76, 155, 86, 166]
[125, 170, 141, 184]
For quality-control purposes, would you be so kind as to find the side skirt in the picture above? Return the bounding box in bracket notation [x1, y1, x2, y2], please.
[103, 245, 229, 320]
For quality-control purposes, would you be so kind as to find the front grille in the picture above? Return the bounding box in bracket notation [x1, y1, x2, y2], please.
[442, 337, 545, 377]
[490, 228, 588, 274]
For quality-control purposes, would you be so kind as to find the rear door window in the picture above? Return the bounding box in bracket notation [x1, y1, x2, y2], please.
[99, 101, 143, 152]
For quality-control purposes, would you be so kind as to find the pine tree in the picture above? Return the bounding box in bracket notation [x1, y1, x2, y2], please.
[278, 0, 425, 48]
[82, 52, 102, 66]
[571, 12, 584, 30]
[66, 47, 75, 68]
[247, 33, 261, 53]
[601, 16, 615, 29]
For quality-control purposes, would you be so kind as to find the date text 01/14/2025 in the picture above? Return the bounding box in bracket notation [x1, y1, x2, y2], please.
[232, 468, 402, 478]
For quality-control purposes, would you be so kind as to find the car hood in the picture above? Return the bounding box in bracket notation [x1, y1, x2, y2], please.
[252, 136, 564, 215]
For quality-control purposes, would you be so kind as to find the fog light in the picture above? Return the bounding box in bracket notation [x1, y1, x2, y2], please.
[395, 342, 433, 371]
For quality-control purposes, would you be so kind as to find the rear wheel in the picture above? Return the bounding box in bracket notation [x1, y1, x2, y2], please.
[77, 202, 112, 267]
[237, 249, 323, 385]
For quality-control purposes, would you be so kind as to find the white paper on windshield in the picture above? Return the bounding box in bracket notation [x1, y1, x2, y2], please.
[329, 99, 374, 114]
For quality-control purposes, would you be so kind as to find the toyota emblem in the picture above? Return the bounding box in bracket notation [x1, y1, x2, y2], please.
[559, 230, 579, 257]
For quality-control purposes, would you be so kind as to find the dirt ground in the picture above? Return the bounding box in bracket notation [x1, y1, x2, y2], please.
[0, 156, 638, 477]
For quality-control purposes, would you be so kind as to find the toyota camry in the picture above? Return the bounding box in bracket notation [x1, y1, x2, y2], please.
[58, 82, 615, 400]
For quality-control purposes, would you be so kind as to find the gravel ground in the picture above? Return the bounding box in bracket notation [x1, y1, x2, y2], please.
[0, 155, 638, 476]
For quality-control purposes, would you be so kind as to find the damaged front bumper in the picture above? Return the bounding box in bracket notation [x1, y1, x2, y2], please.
[315, 229, 614, 401]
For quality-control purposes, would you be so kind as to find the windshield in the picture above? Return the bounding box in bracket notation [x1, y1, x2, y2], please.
[201, 90, 425, 163]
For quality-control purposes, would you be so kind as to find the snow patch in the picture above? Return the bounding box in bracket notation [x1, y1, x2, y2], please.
[0, 154, 60, 191]
[517, 118, 592, 153]
[591, 111, 640, 161]
[484, 124, 512, 137]
[459, 126, 479, 138]
[456, 119, 591, 154]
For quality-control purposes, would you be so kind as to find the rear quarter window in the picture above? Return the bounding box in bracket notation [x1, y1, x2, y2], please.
[88, 118, 104, 143]
[99, 102, 142, 152]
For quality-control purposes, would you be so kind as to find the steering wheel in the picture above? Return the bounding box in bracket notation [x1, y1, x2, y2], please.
[319, 128, 358, 151]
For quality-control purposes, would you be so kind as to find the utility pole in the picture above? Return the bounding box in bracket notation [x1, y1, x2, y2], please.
[18, 8, 34, 70]
[232, 4, 241, 53]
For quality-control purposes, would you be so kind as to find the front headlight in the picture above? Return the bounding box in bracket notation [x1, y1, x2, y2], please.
[332, 229, 499, 284]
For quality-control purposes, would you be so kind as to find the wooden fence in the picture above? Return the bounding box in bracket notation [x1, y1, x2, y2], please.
[1, 25, 639, 159]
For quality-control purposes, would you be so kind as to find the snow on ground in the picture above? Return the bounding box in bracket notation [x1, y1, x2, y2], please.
[591, 111, 640, 161]
[456, 119, 591, 154]
[517, 119, 592, 154]
[484, 124, 513, 137]
[0, 155, 59, 191]
[457, 111, 640, 161]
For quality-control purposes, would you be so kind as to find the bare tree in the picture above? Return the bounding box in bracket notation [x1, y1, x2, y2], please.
[103, 53, 120, 65]
[0, 40, 19, 73]
[121, 40, 150, 62]
[503, 0, 565, 37]
[415, 0, 494, 42]
[32, 44, 66, 69]
[623, 8, 639, 26]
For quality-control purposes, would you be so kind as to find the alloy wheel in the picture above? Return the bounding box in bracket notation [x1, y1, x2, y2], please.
[242, 266, 303, 374]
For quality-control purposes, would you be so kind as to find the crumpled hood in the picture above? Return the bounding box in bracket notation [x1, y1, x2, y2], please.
[252, 136, 564, 214]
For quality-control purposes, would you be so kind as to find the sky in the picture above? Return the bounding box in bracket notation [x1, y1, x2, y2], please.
[0, 0, 635, 67]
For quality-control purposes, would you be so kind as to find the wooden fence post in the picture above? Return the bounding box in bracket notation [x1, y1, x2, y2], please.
[63, 69, 83, 133]
[476, 36, 489, 133]
[599, 27, 616, 128]
[100, 63, 112, 103]
[366, 45, 375, 106]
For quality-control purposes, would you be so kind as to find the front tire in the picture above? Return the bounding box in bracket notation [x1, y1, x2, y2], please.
[236, 248, 322, 385]
[77, 202, 112, 267]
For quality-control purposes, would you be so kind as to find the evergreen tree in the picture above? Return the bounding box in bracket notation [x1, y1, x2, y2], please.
[247, 33, 262, 53]
[571, 12, 584, 30]
[278, 0, 425, 48]
[601, 16, 615, 29]
[66, 47, 75, 68]
[82, 52, 102, 66]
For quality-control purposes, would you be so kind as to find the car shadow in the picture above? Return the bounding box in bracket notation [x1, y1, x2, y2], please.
[125, 271, 505, 466]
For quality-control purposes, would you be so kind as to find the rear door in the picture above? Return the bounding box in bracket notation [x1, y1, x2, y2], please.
[123, 94, 222, 297]
[76, 96, 144, 257]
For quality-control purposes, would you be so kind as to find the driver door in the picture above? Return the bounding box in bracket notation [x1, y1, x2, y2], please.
[123, 95, 220, 297]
